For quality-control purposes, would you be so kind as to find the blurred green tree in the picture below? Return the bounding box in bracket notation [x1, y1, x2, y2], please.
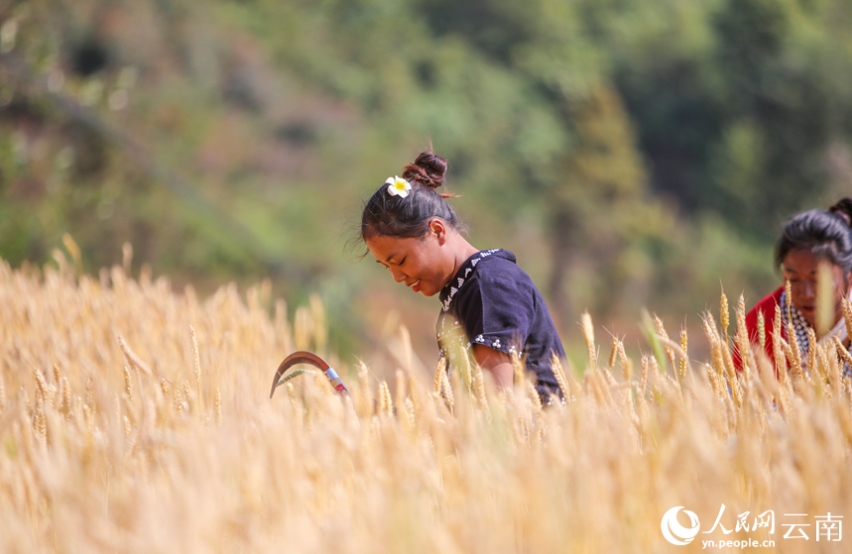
[548, 81, 652, 321]
[2, 0, 851, 356]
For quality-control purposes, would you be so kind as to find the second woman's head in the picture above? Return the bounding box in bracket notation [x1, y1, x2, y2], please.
[361, 152, 467, 297]
[776, 198, 852, 328]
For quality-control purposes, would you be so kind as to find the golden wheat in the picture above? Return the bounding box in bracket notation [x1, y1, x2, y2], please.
[1, 255, 852, 553]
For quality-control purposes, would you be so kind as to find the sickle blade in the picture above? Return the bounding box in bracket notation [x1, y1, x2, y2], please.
[269, 351, 329, 398]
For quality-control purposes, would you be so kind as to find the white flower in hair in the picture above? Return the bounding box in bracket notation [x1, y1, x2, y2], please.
[386, 176, 412, 198]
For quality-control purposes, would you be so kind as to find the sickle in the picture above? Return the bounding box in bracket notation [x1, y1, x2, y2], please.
[269, 350, 350, 398]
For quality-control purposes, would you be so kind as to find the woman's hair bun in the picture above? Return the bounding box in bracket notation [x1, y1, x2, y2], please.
[829, 197, 852, 227]
[401, 151, 448, 190]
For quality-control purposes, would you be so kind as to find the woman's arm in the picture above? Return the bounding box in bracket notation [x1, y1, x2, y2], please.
[472, 344, 514, 389]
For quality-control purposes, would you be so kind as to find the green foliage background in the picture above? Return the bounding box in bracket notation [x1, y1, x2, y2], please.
[2, 0, 852, 359]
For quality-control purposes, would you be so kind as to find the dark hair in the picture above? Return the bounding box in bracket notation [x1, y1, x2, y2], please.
[360, 151, 465, 240]
[775, 198, 852, 275]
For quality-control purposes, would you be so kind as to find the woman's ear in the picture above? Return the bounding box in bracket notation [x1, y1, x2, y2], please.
[429, 219, 447, 245]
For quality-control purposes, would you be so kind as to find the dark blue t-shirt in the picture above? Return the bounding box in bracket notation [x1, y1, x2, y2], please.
[436, 249, 565, 401]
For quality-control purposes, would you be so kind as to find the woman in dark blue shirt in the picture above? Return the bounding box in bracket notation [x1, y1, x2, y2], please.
[361, 151, 565, 401]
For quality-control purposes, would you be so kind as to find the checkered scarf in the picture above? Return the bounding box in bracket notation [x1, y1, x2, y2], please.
[779, 291, 852, 377]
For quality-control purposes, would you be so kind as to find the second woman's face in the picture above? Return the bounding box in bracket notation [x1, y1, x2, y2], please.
[782, 248, 851, 329]
[365, 229, 454, 297]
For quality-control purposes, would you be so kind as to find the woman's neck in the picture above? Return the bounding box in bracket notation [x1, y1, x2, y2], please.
[446, 234, 480, 285]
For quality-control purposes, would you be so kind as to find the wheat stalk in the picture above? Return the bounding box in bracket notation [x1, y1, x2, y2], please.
[581, 312, 597, 372]
[678, 328, 688, 381]
[720, 290, 730, 338]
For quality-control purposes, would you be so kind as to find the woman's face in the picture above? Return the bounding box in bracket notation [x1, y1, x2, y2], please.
[365, 223, 455, 297]
[782, 248, 851, 329]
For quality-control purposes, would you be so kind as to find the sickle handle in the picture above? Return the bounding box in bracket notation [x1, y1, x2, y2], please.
[270, 351, 349, 398]
[322, 367, 351, 397]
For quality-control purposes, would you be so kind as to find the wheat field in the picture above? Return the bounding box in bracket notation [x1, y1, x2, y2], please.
[1, 253, 851, 553]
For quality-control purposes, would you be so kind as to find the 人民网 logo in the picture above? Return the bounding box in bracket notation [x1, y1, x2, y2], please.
[661, 506, 701, 545]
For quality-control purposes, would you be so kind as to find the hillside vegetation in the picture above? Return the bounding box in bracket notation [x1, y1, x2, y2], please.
[3, 0, 852, 356]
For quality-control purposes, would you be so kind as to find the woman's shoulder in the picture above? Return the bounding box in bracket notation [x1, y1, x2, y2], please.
[745, 286, 784, 327]
[465, 250, 541, 301]
[470, 249, 527, 279]
[442, 249, 534, 312]
[464, 250, 538, 295]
